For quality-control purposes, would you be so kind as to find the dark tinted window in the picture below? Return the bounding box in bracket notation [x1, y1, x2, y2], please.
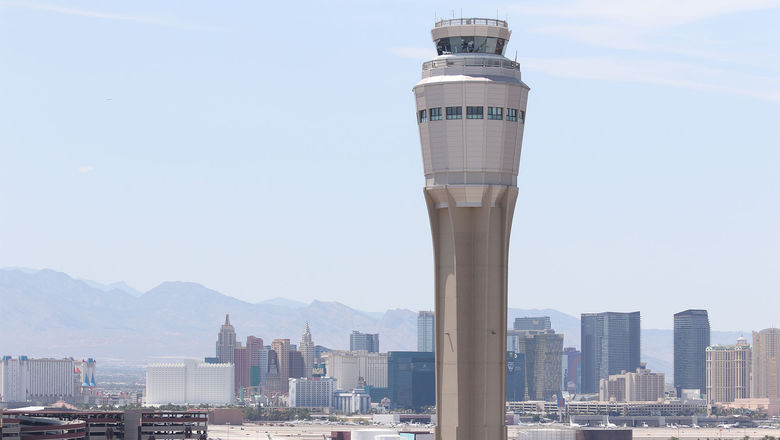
[507, 108, 518, 122]
[436, 36, 507, 55]
[430, 107, 442, 121]
[466, 106, 483, 119]
[446, 106, 462, 120]
[418, 109, 427, 123]
[487, 107, 503, 120]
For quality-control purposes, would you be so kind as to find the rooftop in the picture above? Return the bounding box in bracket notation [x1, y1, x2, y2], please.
[435, 18, 508, 28]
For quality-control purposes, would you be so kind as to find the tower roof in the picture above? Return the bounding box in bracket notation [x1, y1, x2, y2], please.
[434, 18, 508, 28]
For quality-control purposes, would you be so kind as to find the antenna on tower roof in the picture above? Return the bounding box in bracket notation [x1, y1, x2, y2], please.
[514, 50, 517, 62]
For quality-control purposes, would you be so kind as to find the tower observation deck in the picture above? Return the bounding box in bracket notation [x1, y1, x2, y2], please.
[413, 18, 529, 440]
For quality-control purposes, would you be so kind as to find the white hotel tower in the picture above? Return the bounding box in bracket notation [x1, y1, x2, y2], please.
[413, 18, 529, 440]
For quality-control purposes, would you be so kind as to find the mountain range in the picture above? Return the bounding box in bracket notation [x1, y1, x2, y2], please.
[0, 268, 746, 380]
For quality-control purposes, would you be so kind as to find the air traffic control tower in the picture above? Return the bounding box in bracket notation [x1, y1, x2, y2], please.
[413, 18, 529, 440]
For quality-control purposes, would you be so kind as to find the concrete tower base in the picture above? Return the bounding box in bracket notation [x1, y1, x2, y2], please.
[425, 184, 517, 440]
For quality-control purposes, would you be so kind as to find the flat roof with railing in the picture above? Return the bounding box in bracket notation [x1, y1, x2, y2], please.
[422, 57, 520, 71]
[435, 18, 508, 28]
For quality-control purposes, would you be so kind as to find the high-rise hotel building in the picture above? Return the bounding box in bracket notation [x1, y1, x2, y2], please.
[271, 339, 291, 393]
[706, 337, 751, 403]
[216, 314, 236, 364]
[299, 323, 316, 378]
[674, 309, 710, 396]
[752, 328, 780, 398]
[414, 17, 529, 440]
[581, 312, 641, 394]
[0, 356, 82, 403]
[349, 331, 379, 353]
[417, 311, 435, 352]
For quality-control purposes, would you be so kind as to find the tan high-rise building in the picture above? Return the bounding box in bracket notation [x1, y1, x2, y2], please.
[299, 322, 315, 379]
[216, 314, 236, 364]
[414, 17, 529, 440]
[706, 337, 751, 403]
[752, 328, 780, 398]
[507, 329, 563, 401]
[271, 339, 290, 394]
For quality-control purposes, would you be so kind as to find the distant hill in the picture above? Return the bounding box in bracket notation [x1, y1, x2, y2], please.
[0, 268, 747, 380]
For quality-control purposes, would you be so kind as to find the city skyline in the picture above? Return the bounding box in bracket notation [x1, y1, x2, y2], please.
[1, 1, 778, 332]
[2, 3, 780, 432]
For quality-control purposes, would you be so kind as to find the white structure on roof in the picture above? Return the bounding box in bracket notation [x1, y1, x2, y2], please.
[145, 360, 234, 405]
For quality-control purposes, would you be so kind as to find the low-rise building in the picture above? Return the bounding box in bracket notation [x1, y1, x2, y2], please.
[506, 400, 708, 416]
[599, 366, 664, 402]
[333, 388, 371, 414]
[718, 398, 780, 417]
[1, 409, 208, 440]
[288, 377, 335, 408]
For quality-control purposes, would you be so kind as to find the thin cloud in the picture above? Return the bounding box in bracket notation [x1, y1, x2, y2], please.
[523, 56, 780, 102]
[508, 0, 780, 102]
[390, 47, 436, 60]
[78, 166, 94, 174]
[0, 1, 223, 31]
[511, 0, 780, 55]
[511, 0, 780, 28]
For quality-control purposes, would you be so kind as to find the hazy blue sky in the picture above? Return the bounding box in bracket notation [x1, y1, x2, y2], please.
[1, 0, 778, 331]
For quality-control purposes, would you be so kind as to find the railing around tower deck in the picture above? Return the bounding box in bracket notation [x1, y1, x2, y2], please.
[435, 18, 508, 28]
[422, 57, 520, 71]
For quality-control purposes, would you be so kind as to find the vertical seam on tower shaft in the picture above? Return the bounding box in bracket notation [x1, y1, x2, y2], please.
[444, 185, 459, 431]
[461, 79, 467, 176]
[481, 76, 488, 178]
[482, 185, 493, 429]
